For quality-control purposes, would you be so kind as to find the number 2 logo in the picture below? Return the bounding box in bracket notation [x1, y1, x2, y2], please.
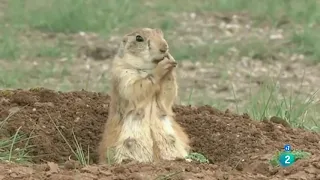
[279, 153, 295, 167]
[284, 155, 290, 164]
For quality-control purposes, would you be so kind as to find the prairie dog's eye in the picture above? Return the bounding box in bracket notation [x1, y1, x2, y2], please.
[136, 35, 144, 42]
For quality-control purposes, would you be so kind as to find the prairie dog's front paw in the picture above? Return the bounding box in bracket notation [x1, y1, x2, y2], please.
[153, 58, 176, 81]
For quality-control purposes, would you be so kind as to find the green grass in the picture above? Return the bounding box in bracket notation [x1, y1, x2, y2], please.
[71, 130, 90, 166]
[146, 0, 320, 28]
[0, 132, 32, 163]
[0, 110, 33, 163]
[172, 43, 231, 62]
[0, 29, 21, 60]
[243, 79, 319, 131]
[2, 0, 320, 62]
[185, 152, 209, 163]
[106, 148, 116, 165]
[7, 0, 146, 34]
[49, 113, 90, 166]
[6, 0, 320, 31]
[185, 75, 319, 132]
[291, 28, 320, 63]
[31, 41, 71, 58]
[0, 61, 71, 89]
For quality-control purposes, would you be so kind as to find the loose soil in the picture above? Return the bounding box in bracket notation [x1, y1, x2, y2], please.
[0, 88, 319, 180]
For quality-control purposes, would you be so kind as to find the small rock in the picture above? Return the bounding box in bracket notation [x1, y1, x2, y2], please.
[9, 167, 33, 178]
[312, 162, 320, 169]
[304, 167, 317, 174]
[34, 102, 55, 108]
[76, 172, 98, 180]
[50, 174, 73, 180]
[64, 160, 81, 170]
[128, 173, 144, 180]
[270, 116, 290, 127]
[8, 107, 20, 114]
[0, 98, 9, 104]
[210, 164, 219, 170]
[98, 169, 112, 176]
[194, 173, 205, 178]
[287, 171, 308, 180]
[113, 166, 126, 173]
[46, 162, 59, 175]
[81, 166, 99, 174]
[269, 33, 283, 40]
[235, 163, 244, 171]
[190, 12, 196, 19]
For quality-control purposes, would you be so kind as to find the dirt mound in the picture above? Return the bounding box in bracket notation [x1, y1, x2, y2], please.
[0, 88, 110, 163]
[175, 105, 320, 165]
[0, 88, 320, 179]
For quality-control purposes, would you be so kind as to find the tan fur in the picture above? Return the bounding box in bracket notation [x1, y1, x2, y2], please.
[98, 28, 190, 164]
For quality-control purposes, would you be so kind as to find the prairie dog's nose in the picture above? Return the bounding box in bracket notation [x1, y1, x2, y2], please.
[159, 45, 168, 53]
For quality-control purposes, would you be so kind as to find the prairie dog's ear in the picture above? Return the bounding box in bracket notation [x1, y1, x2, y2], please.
[118, 35, 129, 58]
[154, 29, 164, 36]
[122, 35, 129, 44]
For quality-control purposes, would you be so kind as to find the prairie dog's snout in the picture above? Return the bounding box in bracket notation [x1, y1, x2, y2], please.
[147, 30, 170, 63]
[159, 43, 168, 53]
[150, 40, 168, 56]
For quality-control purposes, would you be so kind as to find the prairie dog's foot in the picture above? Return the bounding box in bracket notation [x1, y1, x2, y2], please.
[114, 137, 153, 163]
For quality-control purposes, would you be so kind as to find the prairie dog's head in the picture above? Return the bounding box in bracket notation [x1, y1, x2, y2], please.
[118, 28, 169, 69]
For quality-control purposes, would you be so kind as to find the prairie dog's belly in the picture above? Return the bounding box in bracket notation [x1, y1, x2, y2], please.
[121, 114, 151, 138]
[115, 111, 154, 163]
[120, 105, 153, 140]
[160, 115, 175, 135]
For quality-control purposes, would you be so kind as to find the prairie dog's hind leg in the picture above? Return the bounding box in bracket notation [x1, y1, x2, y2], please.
[152, 115, 189, 160]
[113, 115, 154, 163]
[162, 115, 190, 157]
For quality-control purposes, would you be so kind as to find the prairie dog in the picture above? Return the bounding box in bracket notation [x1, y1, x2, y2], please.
[98, 28, 190, 164]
